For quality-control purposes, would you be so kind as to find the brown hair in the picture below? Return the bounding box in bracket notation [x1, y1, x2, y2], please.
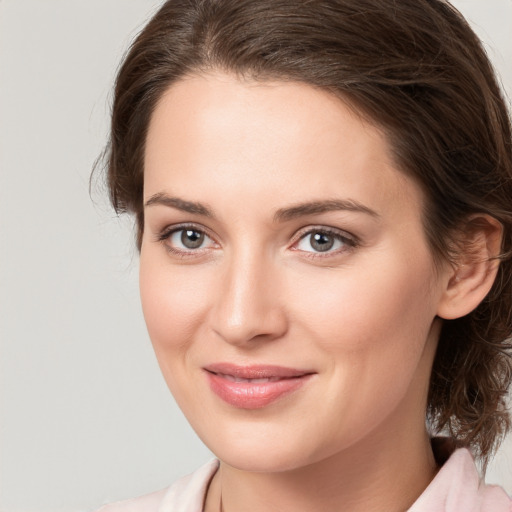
[103, 0, 512, 465]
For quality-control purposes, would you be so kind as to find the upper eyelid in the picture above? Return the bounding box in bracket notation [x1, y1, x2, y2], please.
[158, 222, 217, 241]
[292, 225, 358, 243]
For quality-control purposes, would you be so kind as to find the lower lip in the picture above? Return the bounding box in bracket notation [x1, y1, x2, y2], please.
[205, 372, 312, 409]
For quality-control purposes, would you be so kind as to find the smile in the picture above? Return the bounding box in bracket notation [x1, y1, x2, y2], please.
[204, 363, 315, 409]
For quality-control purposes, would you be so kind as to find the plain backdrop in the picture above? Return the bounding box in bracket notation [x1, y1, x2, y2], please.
[0, 1, 511, 511]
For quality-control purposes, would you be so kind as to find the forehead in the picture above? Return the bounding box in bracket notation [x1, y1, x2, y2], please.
[143, 70, 421, 220]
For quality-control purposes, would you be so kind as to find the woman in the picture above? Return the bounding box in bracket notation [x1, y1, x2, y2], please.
[97, 0, 512, 510]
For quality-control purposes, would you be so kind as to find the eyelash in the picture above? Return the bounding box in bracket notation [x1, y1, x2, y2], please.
[155, 223, 359, 258]
[291, 226, 359, 258]
[156, 223, 217, 258]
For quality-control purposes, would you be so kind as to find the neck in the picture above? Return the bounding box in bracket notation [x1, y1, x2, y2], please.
[205, 427, 438, 512]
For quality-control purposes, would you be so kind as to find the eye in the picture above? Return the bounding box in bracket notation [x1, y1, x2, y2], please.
[294, 228, 356, 254]
[171, 228, 207, 249]
[158, 225, 217, 254]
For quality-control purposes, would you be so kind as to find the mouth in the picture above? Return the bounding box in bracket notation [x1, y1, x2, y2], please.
[203, 363, 315, 409]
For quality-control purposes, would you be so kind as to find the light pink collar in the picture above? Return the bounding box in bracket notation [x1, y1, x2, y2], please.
[158, 450, 511, 512]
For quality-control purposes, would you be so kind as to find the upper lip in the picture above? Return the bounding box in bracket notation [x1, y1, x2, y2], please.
[204, 363, 315, 379]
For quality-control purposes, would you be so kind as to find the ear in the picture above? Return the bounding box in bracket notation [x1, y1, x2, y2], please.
[436, 214, 503, 320]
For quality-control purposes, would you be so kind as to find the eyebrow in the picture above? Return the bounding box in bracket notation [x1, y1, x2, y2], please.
[273, 199, 380, 222]
[144, 193, 214, 217]
[144, 193, 379, 222]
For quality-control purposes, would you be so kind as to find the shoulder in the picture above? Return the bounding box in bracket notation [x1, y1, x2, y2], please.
[478, 478, 512, 512]
[93, 459, 220, 512]
[409, 448, 512, 512]
[94, 487, 168, 512]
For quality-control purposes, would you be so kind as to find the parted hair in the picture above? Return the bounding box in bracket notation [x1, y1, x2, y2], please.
[103, 0, 512, 465]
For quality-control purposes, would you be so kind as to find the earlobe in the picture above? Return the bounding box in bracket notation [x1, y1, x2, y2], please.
[436, 215, 503, 320]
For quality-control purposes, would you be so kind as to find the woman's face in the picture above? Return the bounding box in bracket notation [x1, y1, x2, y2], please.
[140, 71, 448, 472]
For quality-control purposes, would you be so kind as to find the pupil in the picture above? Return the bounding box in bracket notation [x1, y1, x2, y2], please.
[311, 232, 334, 252]
[181, 229, 204, 249]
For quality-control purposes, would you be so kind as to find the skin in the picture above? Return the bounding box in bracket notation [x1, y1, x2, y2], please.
[139, 71, 498, 512]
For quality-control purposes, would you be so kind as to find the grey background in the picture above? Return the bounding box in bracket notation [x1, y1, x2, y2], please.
[0, 1, 511, 511]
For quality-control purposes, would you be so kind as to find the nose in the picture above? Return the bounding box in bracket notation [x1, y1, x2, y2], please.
[209, 249, 288, 347]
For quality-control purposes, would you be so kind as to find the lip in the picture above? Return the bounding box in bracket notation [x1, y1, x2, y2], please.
[203, 363, 315, 409]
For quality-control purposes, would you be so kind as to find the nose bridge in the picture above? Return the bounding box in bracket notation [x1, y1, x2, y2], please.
[211, 243, 286, 345]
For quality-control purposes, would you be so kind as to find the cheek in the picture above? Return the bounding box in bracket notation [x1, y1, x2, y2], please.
[139, 253, 212, 355]
[290, 249, 437, 367]
[286, 254, 438, 444]
[138, 253, 219, 416]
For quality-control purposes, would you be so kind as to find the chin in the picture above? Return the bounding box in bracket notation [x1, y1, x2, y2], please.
[195, 419, 328, 473]
[215, 443, 309, 473]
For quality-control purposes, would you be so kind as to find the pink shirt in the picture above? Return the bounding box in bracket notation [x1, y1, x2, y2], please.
[96, 449, 511, 511]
